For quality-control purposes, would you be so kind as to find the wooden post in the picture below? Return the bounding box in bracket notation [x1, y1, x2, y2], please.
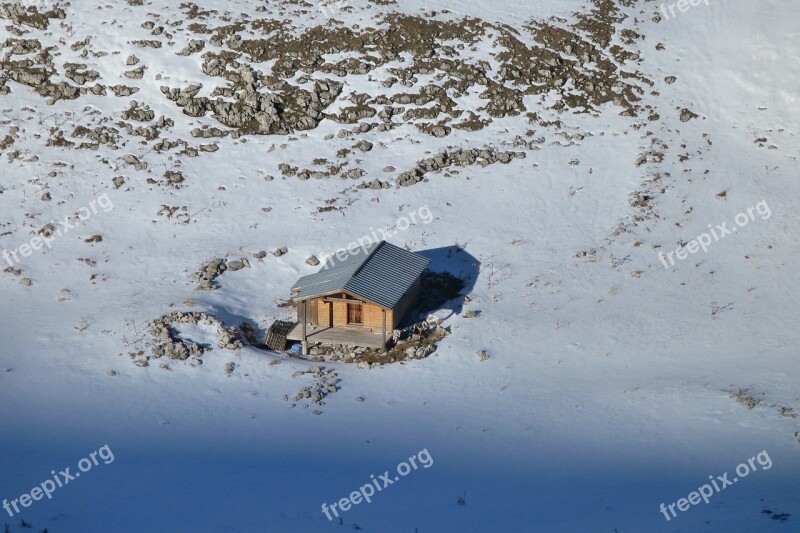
[301, 300, 308, 356]
[382, 308, 387, 351]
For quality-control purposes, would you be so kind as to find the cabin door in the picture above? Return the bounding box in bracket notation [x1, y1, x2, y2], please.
[347, 303, 363, 325]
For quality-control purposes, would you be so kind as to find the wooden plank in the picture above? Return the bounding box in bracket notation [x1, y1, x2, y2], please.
[301, 300, 308, 355]
[382, 309, 387, 350]
[322, 296, 364, 304]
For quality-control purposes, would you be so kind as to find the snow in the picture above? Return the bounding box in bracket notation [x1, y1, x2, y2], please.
[1, 0, 798, 531]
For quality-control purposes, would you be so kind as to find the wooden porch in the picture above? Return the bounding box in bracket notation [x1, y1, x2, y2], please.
[286, 323, 387, 349]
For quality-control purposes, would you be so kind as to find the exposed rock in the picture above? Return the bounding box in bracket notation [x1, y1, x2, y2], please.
[177, 39, 205, 56]
[195, 258, 226, 290]
[109, 85, 140, 97]
[163, 170, 185, 187]
[122, 154, 148, 171]
[396, 147, 525, 187]
[226, 259, 247, 271]
[124, 66, 146, 80]
[680, 108, 699, 122]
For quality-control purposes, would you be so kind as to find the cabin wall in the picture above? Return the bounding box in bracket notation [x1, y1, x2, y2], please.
[391, 274, 422, 329]
[317, 299, 332, 327]
[362, 304, 391, 331]
[297, 278, 426, 333]
[332, 301, 348, 326]
[329, 300, 390, 331]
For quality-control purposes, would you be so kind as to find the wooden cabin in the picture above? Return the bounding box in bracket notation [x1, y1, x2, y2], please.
[287, 241, 430, 354]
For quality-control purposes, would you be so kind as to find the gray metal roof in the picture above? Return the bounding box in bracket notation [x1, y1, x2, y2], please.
[291, 241, 430, 309]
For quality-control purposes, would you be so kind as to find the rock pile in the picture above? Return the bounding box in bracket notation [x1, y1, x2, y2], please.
[396, 148, 526, 187]
[148, 311, 210, 363]
[194, 257, 252, 289]
[291, 366, 339, 406]
[195, 258, 226, 290]
[148, 311, 244, 364]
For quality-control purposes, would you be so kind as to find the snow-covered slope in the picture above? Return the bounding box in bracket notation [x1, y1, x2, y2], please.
[1, 1, 798, 531]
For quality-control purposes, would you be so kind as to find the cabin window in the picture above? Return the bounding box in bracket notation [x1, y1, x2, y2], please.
[347, 303, 363, 325]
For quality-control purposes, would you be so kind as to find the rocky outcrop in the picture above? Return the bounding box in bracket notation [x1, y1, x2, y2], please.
[396, 147, 526, 187]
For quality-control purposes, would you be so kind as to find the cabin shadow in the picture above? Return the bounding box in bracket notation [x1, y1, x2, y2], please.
[408, 245, 480, 325]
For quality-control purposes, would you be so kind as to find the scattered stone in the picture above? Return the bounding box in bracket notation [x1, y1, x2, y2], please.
[680, 108, 699, 122]
[177, 39, 205, 56]
[195, 258, 226, 290]
[109, 85, 140, 97]
[122, 154, 147, 170]
[39, 223, 57, 237]
[292, 367, 339, 405]
[306, 255, 320, 266]
[728, 388, 763, 410]
[226, 259, 246, 271]
[272, 247, 288, 257]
